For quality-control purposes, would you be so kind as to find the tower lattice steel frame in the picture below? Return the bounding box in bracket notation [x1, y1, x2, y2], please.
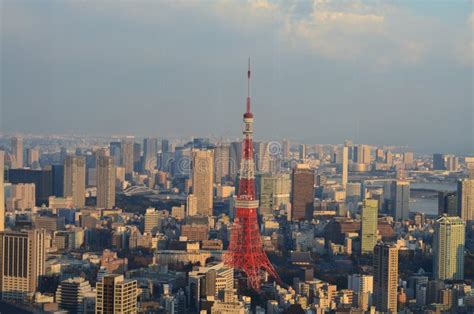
[224, 59, 282, 291]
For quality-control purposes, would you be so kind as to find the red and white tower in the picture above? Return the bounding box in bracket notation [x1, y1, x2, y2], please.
[224, 59, 281, 291]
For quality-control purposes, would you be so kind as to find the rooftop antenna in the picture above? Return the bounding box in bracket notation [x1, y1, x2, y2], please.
[247, 58, 251, 113]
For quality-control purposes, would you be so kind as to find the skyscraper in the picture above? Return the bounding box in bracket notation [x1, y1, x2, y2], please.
[282, 140, 290, 159]
[26, 147, 40, 168]
[143, 138, 158, 171]
[433, 153, 445, 170]
[438, 191, 457, 216]
[390, 180, 410, 221]
[341, 145, 348, 189]
[254, 142, 270, 173]
[298, 144, 306, 161]
[0, 229, 47, 302]
[214, 143, 230, 184]
[229, 141, 242, 180]
[257, 173, 291, 216]
[348, 274, 374, 310]
[291, 164, 314, 221]
[0, 151, 4, 232]
[457, 179, 474, 221]
[11, 137, 23, 169]
[96, 274, 137, 314]
[97, 156, 116, 209]
[373, 243, 398, 314]
[121, 138, 134, 179]
[8, 168, 53, 206]
[161, 139, 169, 153]
[133, 142, 141, 172]
[192, 150, 214, 216]
[360, 199, 378, 254]
[433, 215, 465, 281]
[354, 144, 371, 164]
[64, 156, 86, 208]
[109, 141, 122, 168]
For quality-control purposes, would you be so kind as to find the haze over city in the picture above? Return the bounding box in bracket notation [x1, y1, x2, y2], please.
[1, 2, 474, 313]
[1, 1, 473, 154]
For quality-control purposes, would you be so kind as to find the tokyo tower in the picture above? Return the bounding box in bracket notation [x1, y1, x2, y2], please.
[224, 59, 282, 291]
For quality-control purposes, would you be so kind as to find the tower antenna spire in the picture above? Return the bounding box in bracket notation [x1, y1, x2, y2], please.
[247, 57, 251, 113]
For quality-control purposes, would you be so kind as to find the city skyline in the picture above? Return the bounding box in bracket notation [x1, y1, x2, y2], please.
[1, 1, 473, 154]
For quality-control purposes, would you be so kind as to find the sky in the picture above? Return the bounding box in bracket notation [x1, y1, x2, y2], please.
[1, 0, 473, 154]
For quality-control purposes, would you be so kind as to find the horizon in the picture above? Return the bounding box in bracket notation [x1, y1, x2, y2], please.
[1, 0, 473, 154]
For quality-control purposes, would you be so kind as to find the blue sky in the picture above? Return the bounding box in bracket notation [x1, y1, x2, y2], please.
[1, 0, 473, 154]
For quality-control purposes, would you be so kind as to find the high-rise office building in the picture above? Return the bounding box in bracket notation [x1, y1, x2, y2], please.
[133, 142, 141, 172]
[291, 164, 314, 221]
[282, 140, 290, 159]
[257, 173, 291, 216]
[52, 164, 64, 197]
[229, 142, 242, 180]
[444, 155, 458, 171]
[55, 277, 92, 313]
[96, 274, 137, 314]
[26, 147, 40, 169]
[121, 138, 134, 179]
[373, 243, 398, 314]
[6, 183, 35, 211]
[192, 150, 214, 216]
[161, 139, 169, 153]
[341, 145, 348, 189]
[457, 179, 474, 221]
[0, 229, 47, 302]
[214, 143, 230, 184]
[144, 208, 161, 234]
[438, 191, 457, 216]
[375, 148, 385, 162]
[11, 137, 23, 169]
[8, 168, 53, 206]
[97, 156, 115, 209]
[433, 153, 445, 170]
[143, 138, 158, 171]
[353, 144, 371, 164]
[298, 144, 306, 161]
[254, 142, 270, 173]
[348, 274, 374, 310]
[433, 215, 465, 281]
[64, 156, 86, 208]
[0, 151, 4, 232]
[109, 141, 122, 168]
[390, 180, 410, 221]
[360, 199, 378, 254]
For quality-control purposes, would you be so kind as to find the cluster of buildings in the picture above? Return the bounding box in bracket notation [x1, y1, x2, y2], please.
[0, 128, 473, 314]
